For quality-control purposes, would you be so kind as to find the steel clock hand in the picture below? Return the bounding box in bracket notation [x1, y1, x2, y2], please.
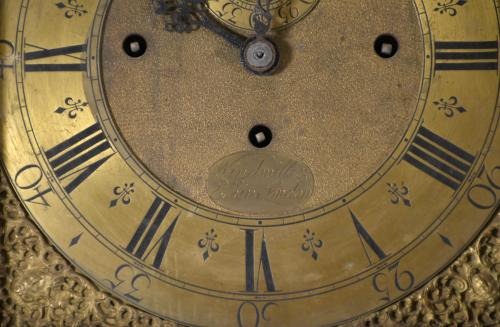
[242, 0, 279, 75]
[153, 0, 280, 75]
[251, 0, 273, 38]
[152, 0, 245, 48]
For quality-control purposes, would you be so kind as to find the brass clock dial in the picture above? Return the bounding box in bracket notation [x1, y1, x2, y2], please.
[0, 0, 499, 326]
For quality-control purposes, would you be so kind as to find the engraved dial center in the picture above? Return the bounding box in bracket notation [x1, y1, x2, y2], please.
[101, 0, 423, 216]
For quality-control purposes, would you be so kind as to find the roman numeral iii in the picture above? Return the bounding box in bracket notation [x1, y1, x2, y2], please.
[435, 40, 498, 71]
[403, 126, 475, 190]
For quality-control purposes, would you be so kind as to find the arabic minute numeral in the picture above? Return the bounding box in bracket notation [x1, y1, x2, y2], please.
[237, 302, 278, 327]
[14, 164, 52, 206]
[467, 164, 500, 209]
[372, 261, 415, 303]
[104, 264, 151, 302]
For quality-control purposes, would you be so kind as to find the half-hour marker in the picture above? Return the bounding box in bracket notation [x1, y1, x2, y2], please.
[439, 233, 453, 247]
[69, 232, 83, 247]
[403, 126, 475, 190]
[435, 40, 498, 71]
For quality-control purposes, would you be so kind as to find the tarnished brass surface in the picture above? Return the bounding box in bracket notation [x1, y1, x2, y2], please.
[1, 170, 498, 326]
[1, 0, 499, 326]
[102, 0, 423, 213]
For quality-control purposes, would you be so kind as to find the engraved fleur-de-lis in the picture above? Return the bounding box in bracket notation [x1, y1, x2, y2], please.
[301, 229, 323, 261]
[387, 182, 411, 207]
[433, 96, 467, 118]
[55, 0, 88, 19]
[54, 97, 88, 119]
[434, 0, 468, 17]
[109, 183, 135, 208]
[198, 229, 219, 261]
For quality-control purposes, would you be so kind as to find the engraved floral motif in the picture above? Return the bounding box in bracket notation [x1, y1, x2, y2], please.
[434, 0, 468, 17]
[55, 0, 89, 19]
[433, 96, 467, 118]
[387, 182, 411, 207]
[109, 182, 135, 208]
[197, 228, 220, 261]
[54, 97, 89, 119]
[302, 229, 323, 261]
[0, 169, 499, 326]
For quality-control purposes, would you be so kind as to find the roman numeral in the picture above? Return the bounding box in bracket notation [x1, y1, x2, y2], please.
[126, 196, 179, 270]
[24, 43, 87, 72]
[243, 229, 276, 293]
[435, 40, 498, 71]
[349, 209, 387, 266]
[403, 126, 475, 190]
[45, 123, 114, 194]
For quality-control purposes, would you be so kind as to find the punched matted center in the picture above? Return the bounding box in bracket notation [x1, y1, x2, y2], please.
[100, 0, 423, 215]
